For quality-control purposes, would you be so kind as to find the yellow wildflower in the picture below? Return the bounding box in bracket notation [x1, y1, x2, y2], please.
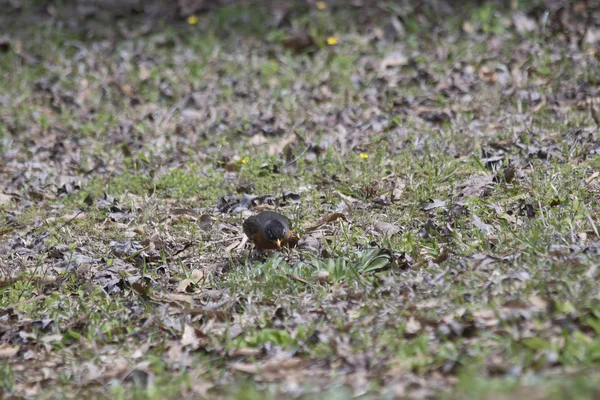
[187, 15, 198, 25]
[359, 153, 368, 159]
[326, 36, 338, 45]
[241, 158, 248, 164]
[316, 1, 326, 10]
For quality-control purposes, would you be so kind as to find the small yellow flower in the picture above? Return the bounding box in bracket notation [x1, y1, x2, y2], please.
[241, 158, 248, 164]
[326, 36, 338, 46]
[359, 153, 368, 159]
[316, 1, 326, 10]
[187, 15, 198, 25]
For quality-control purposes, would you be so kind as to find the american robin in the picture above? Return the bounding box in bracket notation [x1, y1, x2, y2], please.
[243, 211, 298, 250]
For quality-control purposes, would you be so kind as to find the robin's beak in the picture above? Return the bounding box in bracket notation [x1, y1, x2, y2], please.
[276, 239, 282, 247]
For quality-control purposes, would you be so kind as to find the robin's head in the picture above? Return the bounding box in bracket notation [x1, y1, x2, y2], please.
[261, 219, 288, 247]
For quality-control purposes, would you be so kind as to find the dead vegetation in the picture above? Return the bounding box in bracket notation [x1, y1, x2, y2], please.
[1, 1, 600, 398]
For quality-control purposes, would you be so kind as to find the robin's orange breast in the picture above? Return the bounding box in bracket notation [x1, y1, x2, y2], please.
[251, 228, 299, 250]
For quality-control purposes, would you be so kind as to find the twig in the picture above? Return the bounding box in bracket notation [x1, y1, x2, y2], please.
[0, 275, 58, 287]
[165, 241, 196, 261]
[157, 93, 192, 132]
[586, 212, 599, 238]
[590, 99, 600, 130]
[6, 294, 47, 309]
[284, 129, 311, 167]
[290, 275, 308, 284]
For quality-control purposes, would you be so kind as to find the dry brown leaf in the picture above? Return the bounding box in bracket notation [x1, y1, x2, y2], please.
[415, 106, 453, 123]
[458, 175, 495, 198]
[316, 270, 330, 284]
[253, 204, 276, 212]
[191, 268, 205, 282]
[373, 222, 400, 236]
[432, 247, 449, 264]
[0, 343, 19, 358]
[469, 253, 501, 271]
[181, 325, 206, 350]
[198, 214, 214, 231]
[0, 193, 13, 206]
[98, 221, 129, 230]
[471, 309, 499, 327]
[44, 212, 87, 224]
[41, 334, 64, 343]
[190, 380, 214, 397]
[282, 30, 316, 53]
[138, 63, 151, 81]
[0, 275, 57, 287]
[230, 357, 308, 376]
[118, 83, 135, 97]
[268, 134, 297, 157]
[421, 199, 446, 211]
[472, 215, 494, 234]
[303, 213, 347, 233]
[170, 208, 201, 222]
[391, 177, 406, 201]
[513, 12, 537, 35]
[248, 133, 269, 146]
[229, 347, 261, 357]
[528, 295, 548, 310]
[225, 238, 244, 253]
[380, 51, 408, 70]
[479, 66, 497, 84]
[404, 317, 422, 336]
[177, 278, 195, 293]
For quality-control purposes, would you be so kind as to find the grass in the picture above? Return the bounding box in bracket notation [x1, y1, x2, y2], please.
[1, 0, 600, 398]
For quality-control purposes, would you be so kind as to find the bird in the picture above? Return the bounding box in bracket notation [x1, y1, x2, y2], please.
[243, 211, 298, 250]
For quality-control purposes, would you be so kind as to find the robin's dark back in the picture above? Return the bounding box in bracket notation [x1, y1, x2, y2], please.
[243, 211, 291, 235]
[243, 211, 294, 249]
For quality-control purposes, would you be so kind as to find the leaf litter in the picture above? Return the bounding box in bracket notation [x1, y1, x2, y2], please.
[1, 1, 600, 398]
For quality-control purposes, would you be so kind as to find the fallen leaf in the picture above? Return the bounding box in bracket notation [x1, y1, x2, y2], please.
[298, 234, 320, 252]
[404, 317, 422, 336]
[230, 357, 308, 376]
[421, 199, 446, 211]
[268, 134, 297, 157]
[41, 334, 64, 343]
[528, 295, 548, 310]
[191, 269, 205, 282]
[190, 380, 214, 397]
[513, 12, 537, 35]
[415, 106, 453, 123]
[316, 270, 330, 283]
[458, 175, 494, 198]
[229, 347, 261, 357]
[44, 212, 87, 224]
[170, 208, 201, 222]
[472, 215, 494, 234]
[303, 213, 348, 232]
[0, 193, 13, 206]
[282, 30, 316, 53]
[432, 247, 449, 264]
[373, 222, 400, 236]
[177, 278, 195, 293]
[380, 51, 408, 69]
[479, 66, 497, 84]
[0, 343, 19, 358]
[98, 220, 129, 230]
[391, 177, 406, 201]
[198, 214, 214, 231]
[181, 325, 206, 350]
